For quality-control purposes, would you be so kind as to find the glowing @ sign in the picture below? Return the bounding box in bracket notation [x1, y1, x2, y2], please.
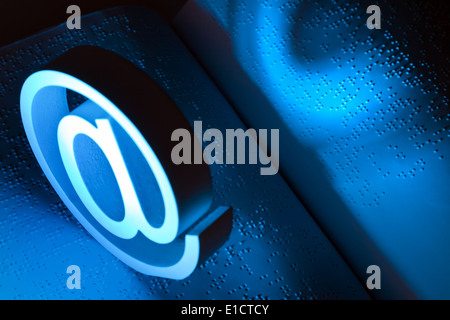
[23, 70, 179, 244]
[20, 46, 231, 280]
[20, 69, 204, 279]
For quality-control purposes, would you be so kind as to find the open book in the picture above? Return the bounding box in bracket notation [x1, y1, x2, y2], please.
[0, 1, 448, 299]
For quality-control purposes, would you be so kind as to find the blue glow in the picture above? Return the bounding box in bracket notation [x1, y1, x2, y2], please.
[196, 0, 450, 298]
[0, 6, 371, 300]
[20, 70, 201, 279]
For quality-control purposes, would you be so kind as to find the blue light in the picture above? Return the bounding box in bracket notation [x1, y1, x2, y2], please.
[20, 70, 202, 279]
[194, 0, 450, 298]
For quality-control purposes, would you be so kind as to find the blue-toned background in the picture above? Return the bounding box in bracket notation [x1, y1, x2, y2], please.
[0, 6, 368, 299]
[1, 0, 449, 299]
[176, 0, 449, 298]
